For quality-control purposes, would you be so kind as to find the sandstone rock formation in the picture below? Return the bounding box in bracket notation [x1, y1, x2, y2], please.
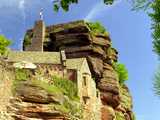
[0, 62, 82, 120]
[0, 20, 135, 120]
[26, 20, 133, 120]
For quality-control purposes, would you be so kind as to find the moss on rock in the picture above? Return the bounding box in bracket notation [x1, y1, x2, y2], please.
[119, 85, 132, 110]
[115, 111, 125, 120]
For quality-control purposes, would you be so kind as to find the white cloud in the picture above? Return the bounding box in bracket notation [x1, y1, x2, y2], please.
[18, 0, 26, 22]
[19, 0, 25, 10]
[85, 0, 122, 20]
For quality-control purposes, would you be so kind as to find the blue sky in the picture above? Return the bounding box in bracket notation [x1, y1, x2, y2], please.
[0, 0, 160, 119]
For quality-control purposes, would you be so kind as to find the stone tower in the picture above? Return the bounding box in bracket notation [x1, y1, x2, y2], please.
[25, 20, 45, 51]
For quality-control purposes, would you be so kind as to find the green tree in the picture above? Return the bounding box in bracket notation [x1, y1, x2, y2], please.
[127, 0, 160, 97]
[153, 68, 160, 96]
[53, 0, 114, 12]
[146, 0, 160, 97]
[0, 35, 11, 56]
[149, 0, 160, 56]
[131, 0, 153, 11]
[52, 0, 154, 12]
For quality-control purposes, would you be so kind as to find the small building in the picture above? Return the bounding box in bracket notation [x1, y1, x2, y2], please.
[6, 51, 102, 120]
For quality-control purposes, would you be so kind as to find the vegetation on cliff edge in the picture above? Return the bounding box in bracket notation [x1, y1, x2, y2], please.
[13, 68, 82, 119]
[0, 35, 11, 56]
[86, 22, 108, 35]
[113, 62, 129, 85]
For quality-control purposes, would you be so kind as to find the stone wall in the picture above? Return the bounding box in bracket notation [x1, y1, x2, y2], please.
[77, 59, 102, 120]
[34, 63, 76, 81]
[0, 61, 14, 120]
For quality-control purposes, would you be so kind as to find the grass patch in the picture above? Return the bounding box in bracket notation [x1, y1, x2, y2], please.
[52, 75, 79, 100]
[12, 68, 30, 94]
[86, 21, 109, 36]
[12, 68, 82, 119]
[31, 80, 62, 94]
[15, 68, 30, 81]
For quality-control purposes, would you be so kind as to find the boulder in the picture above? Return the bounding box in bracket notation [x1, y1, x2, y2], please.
[98, 77, 119, 95]
[8, 98, 65, 120]
[15, 81, 64, 104]
[100, 92, 120, 108]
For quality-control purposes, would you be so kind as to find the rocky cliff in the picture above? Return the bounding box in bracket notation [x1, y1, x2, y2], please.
[0, 61, 82, 120]
[25, 20, 135, 120]
[0, 20, 135, 120]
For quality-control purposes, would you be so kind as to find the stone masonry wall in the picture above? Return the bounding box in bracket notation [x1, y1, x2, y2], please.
[25, 20, 45, 51]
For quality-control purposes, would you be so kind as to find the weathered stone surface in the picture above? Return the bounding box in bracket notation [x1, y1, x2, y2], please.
[98, 76, 119, 95]
[15, 81, 64, 104]
[87, 56, 103, 78]
[46, 20, 89, 34]
[0, 63, 14, 120]
[92, 45, 106, 58]
[94, 34, 111, 40]
[98, 82, 119, 95]
[92, 36, 111, 47]
[102, 69, 118, 79]
[22, 20, 134, 120]
[65, 45, 92, 53]
[120, 85, 133, 111]
[101, 105, 115, 120]
[100, 92, 120, 108]
[103, 63, 114, 71]
[66, 51, 91, 58]
[8, 98, 65, 120]
[55, 33, 92, 47]
[110, 48, 118, 62]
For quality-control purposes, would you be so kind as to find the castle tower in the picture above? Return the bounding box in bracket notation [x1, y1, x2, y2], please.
[25, 20, 45, 51]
